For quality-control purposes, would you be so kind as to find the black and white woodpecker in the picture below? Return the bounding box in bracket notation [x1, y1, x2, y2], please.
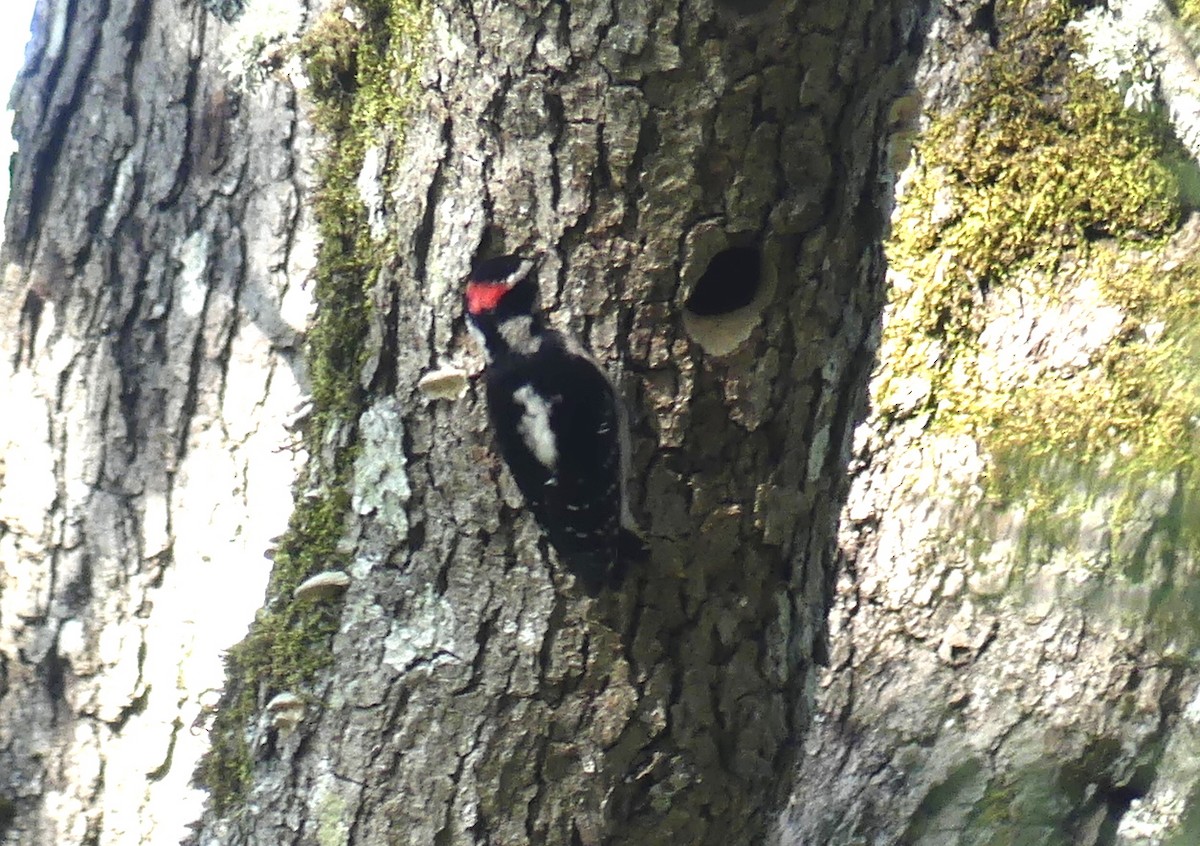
[464, 254, 645, 594]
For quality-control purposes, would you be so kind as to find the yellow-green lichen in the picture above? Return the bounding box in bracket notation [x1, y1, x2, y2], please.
[315, 786, 352, 846]
[1177, 0, 1200, 32]
[197, 0, 427, 814]
[878, 0, 1200, 590]
[880, 0, 1181, 418]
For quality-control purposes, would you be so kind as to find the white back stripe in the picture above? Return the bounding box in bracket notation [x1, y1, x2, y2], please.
[513, 384, 558, 471]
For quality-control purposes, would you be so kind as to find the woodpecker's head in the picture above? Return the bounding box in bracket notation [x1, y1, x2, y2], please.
[465, 254, 539, 321]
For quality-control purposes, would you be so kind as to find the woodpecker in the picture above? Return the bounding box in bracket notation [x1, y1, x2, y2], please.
[464, 254, 645, 594]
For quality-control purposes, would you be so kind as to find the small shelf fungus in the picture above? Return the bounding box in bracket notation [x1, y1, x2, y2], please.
[292, 570, 351, 602]
[682, 245, 774, 356]
[416, 365, 469, 400]
[265, 692, 306, 731]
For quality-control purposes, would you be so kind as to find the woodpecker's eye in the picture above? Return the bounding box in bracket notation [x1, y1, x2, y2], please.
[471, 255, 528, 285]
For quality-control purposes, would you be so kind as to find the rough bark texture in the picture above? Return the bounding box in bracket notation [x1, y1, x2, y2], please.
[781, 1, 1200, 843]
[0, 1, 317, 844]
[0, 0, 933, 842]
[190, 1, 930, 845]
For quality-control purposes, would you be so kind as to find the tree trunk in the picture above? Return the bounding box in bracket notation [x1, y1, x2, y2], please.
[0, 1, 317, 844]
[190, 0, 931, 843]
[0, 0, 929, 843]
[781, 0, 1200, 843]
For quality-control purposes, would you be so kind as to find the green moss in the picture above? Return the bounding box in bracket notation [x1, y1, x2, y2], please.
[879, 0, 1181, 419]
[196, 0, 427, 814]
[0, 795, 15, 839]
[196, 489, 353, 810]
[880, 0, 1193, 493]
[878, 0, 1200, 640]
[1177, 0, 1200, 31]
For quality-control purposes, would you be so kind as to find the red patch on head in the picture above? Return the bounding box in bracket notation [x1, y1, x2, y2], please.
[466, 281, 510, 315]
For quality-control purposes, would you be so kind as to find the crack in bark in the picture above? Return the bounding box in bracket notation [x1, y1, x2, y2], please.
[22, 0, 109, 249]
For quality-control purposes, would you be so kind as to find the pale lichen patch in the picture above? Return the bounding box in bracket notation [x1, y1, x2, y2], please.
[177, 231, 211, 318]
[351, 401, 411, 538]
[382, 587, 461, 674]
[219, 0, 306, 86]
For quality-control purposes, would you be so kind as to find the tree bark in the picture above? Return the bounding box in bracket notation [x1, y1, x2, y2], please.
[781, 1, 1200, 843]
[0, 0, 930, 844]
[189, 1, 929, 845]
[0, 2, 317, 844]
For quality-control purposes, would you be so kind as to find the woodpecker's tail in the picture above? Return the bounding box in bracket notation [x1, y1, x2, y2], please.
[561, 529, 648, 596]
[602, 528, 649, 592]
[618, 527, 649, 564]
[565, 551, 611, 597]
